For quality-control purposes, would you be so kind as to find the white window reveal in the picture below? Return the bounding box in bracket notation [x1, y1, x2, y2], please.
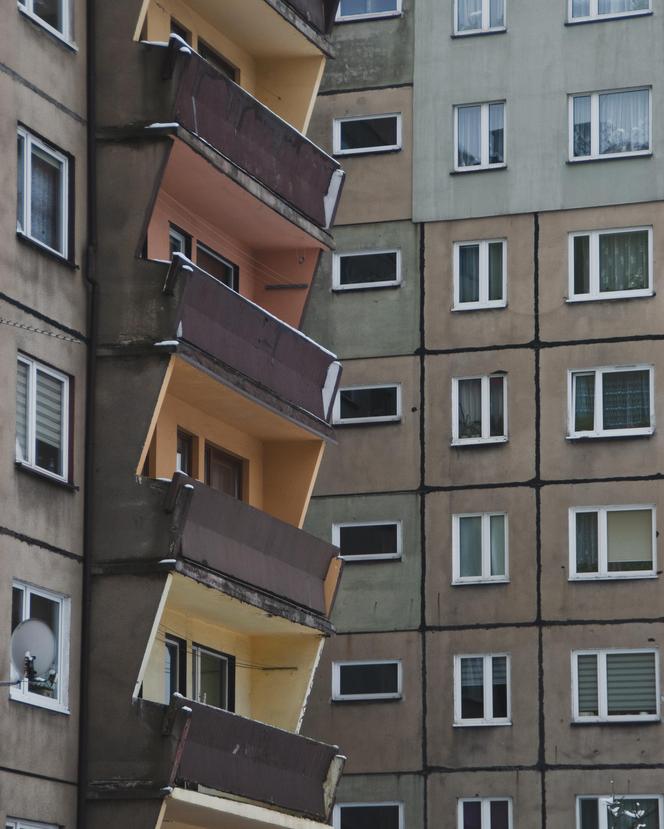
[334, 114, 402, 155]
[569, 227, 652, 300]
[336, 0, 402, 22]
[570, 505, 656, 578]
[569, 0, 651, 22]
[573, 649, 659, 722]
[453, 513, 508, 583]
[333, 249, 401, 290]
[577, 795, 662, 829]
[332, 660, 402, 701]
[454, 240, 506, 309]
[568, 365, 653, 438]
[453, 375, 507, 445]
[333, 803, 404, 829]
[458, 799, 513, 829]
[17, 0, 71, 41]
[334, 384, 401, 424]
[455, 0, 506, 34]
[454, 654, 511, 725]
[333, 521, 402, 561]
[455, 102, 505, 171]
[570, 88, 651, 161]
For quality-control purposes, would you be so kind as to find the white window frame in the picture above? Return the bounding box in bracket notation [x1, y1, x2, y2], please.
[17, 0, 72, 43]
[333, 113, 402, 156]
[567, 365, 654, 439]
[452, 374, 508, 446]
[16, 354, 70, 483]
[332, 248, 402, 291]
[572, 648, 660, 723]
[568, 226, 653, 301]
[10, 581, 70, 714]
[333, 802, 405, 829]
[332, 520, 403, 562]
[454, 653, 511, 726]
[335, 0, 402, 22]
[568, 88, 652, 162]
[457, 798, 514, 829]
[453, 239, 507, 310]
[452, 512, 509, 584]
[6, 821, 59, 829]
[332, 659, 403, 701]
[333, 383, 402, 425]
[568, 504, 656, 580]
[568, 0, 652, 22]
[192, 643, 231, 709]
[575, 795, 663, 829]
[453, 0, 507, 35]
[454, 102, 506, 172]
[16, 127, 69, 258]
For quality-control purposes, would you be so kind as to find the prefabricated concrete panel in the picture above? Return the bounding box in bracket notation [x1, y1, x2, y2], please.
[334, 773, 424, 829]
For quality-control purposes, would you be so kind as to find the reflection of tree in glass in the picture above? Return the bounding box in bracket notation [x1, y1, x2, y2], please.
[607, 797, 658, 829]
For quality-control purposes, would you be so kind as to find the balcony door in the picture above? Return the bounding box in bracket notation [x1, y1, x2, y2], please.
[192, 644, 235, 711]
[205, 443, 243, 499]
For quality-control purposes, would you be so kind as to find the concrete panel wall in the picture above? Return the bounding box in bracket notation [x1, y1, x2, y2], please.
[335, 773, 424, 829]
[0, 774, 77, 829]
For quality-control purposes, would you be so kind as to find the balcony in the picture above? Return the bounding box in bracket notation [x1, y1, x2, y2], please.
[284, 0, 340, 33]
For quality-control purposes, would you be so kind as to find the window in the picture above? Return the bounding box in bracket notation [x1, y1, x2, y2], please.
[336, 0, 402, 21]
[169, 224, 192, 259]
[192, 644, 235, 711]
[332, 521, 402, 561]
[458, 799, 512, 829]
[569, 0, 650, 21]
[199, 40, 238, 81]
[333, 249, 401, 291]
[17, 127, 69, 258]
[454, 654, 510, 725]
[333, 384, 401, 424]
[455, 0, 506, 34]
[453, 240, 506, 309]
[165, 635, 187, 702]
[17, 0, 70, 40]
[10, 581, 70, 712]
[333, 803, 403, 829]
[333, 660, 402, 701]
[452, 375, 507, 445]
[569, 227, 652, 300]
[205, 444, 243, 499]
[455, 102, 505, 171]
[568, 365, 653, 438]
[570, 505, 655, 578]
[333, 114, 402, 156]
[570, 88, 651, 160]
[170, 17, 192, 44]
[573, 649, 659, 722]
[6, 821, 59, 829]
[16, 355, 70, 482]
[453, 513, 508, 583]
[197, 242, 238, 291]
[577, 796, 662, 829]
[176, 429, 194, 476]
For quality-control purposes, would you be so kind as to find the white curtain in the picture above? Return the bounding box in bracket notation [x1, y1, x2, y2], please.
[573, 95, 592, 156]
[572, 0, 591, 15]
[457, 0, 482, 30]
[458, 378, 482, 437]
[599, 230, 648, 292]
[490, 0, 505, 27]
[458, 106, 481, 167]
[31, 147, 62, 250]
[599, 89, 649, 154]
[599, 0, 649, 12]
[488, 103, 504, 164]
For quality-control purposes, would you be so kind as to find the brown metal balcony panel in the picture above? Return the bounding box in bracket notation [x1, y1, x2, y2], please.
[171, 475, 338, 614]
[171, 50, 343, 229]
[283, 0, 340, 32]
[174, 262, 340, 425]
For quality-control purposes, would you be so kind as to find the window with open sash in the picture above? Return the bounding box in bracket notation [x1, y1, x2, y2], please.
[573, 649, 659, 722]
[336, 0, 402, 22]
[334, 385, 401, 424]
[333, 249, 401, 290]
[454, 654, 510, 725]
[458, 798, 512, 829]
[570, 506, 655, 578]
[569, 366, 653, 438]
[453, 513, 508, 583]
[455, 0, 506, 34]
[453, 375, 507, 445]
[570, 88, 650, 161]
[569, 227, 652, 300]
[577, 795, 662, 829]
[454, 240, 506, 309]
[455, 102, 505, 171]
[334, 114, 402, 155]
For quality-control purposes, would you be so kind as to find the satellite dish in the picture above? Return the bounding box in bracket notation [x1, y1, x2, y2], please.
[11, 620, 56, 679]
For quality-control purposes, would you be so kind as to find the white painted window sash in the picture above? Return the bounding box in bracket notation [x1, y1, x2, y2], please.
[454, 653, 511, 725]
[333, 383, 402, 424]
[569, 0, 651, 21]
[332, 520, 403, 562]
[17, 0, 71, 42]
[453, 239, 507, 310]
[454, 0, 506, 33]
[332, 659, 403, 701]
[452, 512, 509, 583]
[333, 113, 402, 156]
[332, 248, 402, 291]
[569, 89, 652, 161]
[454, 102, 505, 171]
[568, 365, 654, 438]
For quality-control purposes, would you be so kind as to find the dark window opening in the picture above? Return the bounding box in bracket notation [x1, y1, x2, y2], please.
[338, 251, 398, 287]
[338, 523, 399, 560]
[338, 804, 401, 829]
[339, 117, 399, 152]
[193, 643, 235, 711]
[337, 662, 400, 698]
[197, 242, 239, 291]
[205, 444, 243, 499]
[199, 39, 238, 81]
[338, 386, 399, 422]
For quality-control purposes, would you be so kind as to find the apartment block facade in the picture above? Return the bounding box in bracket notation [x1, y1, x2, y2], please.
[302, 2, 664, 828]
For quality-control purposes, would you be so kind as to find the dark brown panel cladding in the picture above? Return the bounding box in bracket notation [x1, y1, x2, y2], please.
[284, 0, 340, 33]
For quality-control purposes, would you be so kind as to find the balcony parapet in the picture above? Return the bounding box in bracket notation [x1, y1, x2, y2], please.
[283, 0, 340, 33]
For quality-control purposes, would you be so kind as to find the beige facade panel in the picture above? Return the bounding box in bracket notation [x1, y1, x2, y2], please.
[0, 772, 76, 829]
[302, 631, 423, 774]
[308, 86, 413, 226]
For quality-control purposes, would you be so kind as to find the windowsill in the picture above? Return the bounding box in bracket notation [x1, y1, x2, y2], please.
[571, 717, 660, 726]
[10, 689, 70, 715]
[451, 164, 507, 176]
[451, 436, 508, 447]
[334, 418, 402, 427]
[341, 555, 403, 563]
[332, 696, 402, 704]
[335, 11, 403, 23]
[566, 291, 654, 303]
[332, 282, 402, 293]
[565, 10, 652, 25]
[451, 27, 507, 38]
[453, 720, 512, 728]
[452, 302, 507, 312]
[566, 429, 654, 441]
[452, 578, 510, 586]
[570, 573, 657, 582]
[16, 231, 77, 270]
[16, 461, 78, 492]
[333, 147, 402, 159]
[17, 5, 78, 51]
[567, 152, 652, 165]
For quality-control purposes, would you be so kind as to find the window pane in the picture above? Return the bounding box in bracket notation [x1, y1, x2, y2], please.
[489, 104, 504, 165]
[197, 243, 237, 290]
[206, 446, 242, 498]
[339, 663, 399, 696]
[460, 657, 484, 718]
[31, 146, 63, 251]
[462, 801, 482, 829]
[457, 0, 482, 30]
[575, 512, 599, 573]
[573, 96, 592, 157]
[34, 0, 62, 32]
[574, 373, 595, 432]
[35, 369, 64, 476]
[599, 0, 649, 13]
[340, 387, 398, 420]
[340, 117, 398, 151]
[458, 106, 481, 167]
[165, 640, 178, 701]
[196, 650, 228, 709]
[577, 654, 599, 715]
[607, 509, 652, 571]
[602, 369, 650, 430]
[488, 242, 504, 301]
[28, 592, 59, 698]
[579, 799, 600, 829]
[17, 134, 25, 230]
[459, 516, 482, 578]
[198, 40, 237, 81]
[459, 245, 480, 303]
[458, 379, 482, 438]
[339, 805, 401, 829]
[16, 361, 29, 462]
[599, 230, 648, 292]
[573, 235, 590, 295]
[490, 800, 510, 829]
[339, 0, 398, 15]
[176, 430, 193, 476]
[489, 376, 504, 437]
[490, 0, 505, 27]
[490, 514, 506, 576]
[491, 656, 508, 718]
[338, 524, 399, 559]
[339, 252, 398, 286]
[606, 798, 659, 829]
[599, 89, 649, 155]
[12, 587, 24, 634]
[606, 651, 656, 715]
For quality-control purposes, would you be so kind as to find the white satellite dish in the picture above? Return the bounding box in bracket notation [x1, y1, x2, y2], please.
[11, 620, 56, 679]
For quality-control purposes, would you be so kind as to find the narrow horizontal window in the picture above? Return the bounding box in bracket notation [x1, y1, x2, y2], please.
[570, 88, 651, 160]
[458, 798, 513, 829]
[333, 521, 402, 561]
[334, 384, 401, 424]
[577, 795, 662, 829]
[334, 802, 403, 829]
[6, 821, 60, 829]
[570, 505, 655, 578]
[455, 102, 505, 171]
[334, 114, 402, 155]
[453, 513, 508, 583]
[336, 0, 402, 21]
[455, 0, 506, 34]
[17, 0, 70, 40]
[333, 250, 401, 290]
[333, 660, 402, 700]
[569, 227, 652, 300]
[453, 240, 506, 309]
[569, 0, 650, 21]
[569, 365, 653, 438]
[455, 654, 510, 725]
[452, 375, 507, 445]
[573, 649, 659, 722]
